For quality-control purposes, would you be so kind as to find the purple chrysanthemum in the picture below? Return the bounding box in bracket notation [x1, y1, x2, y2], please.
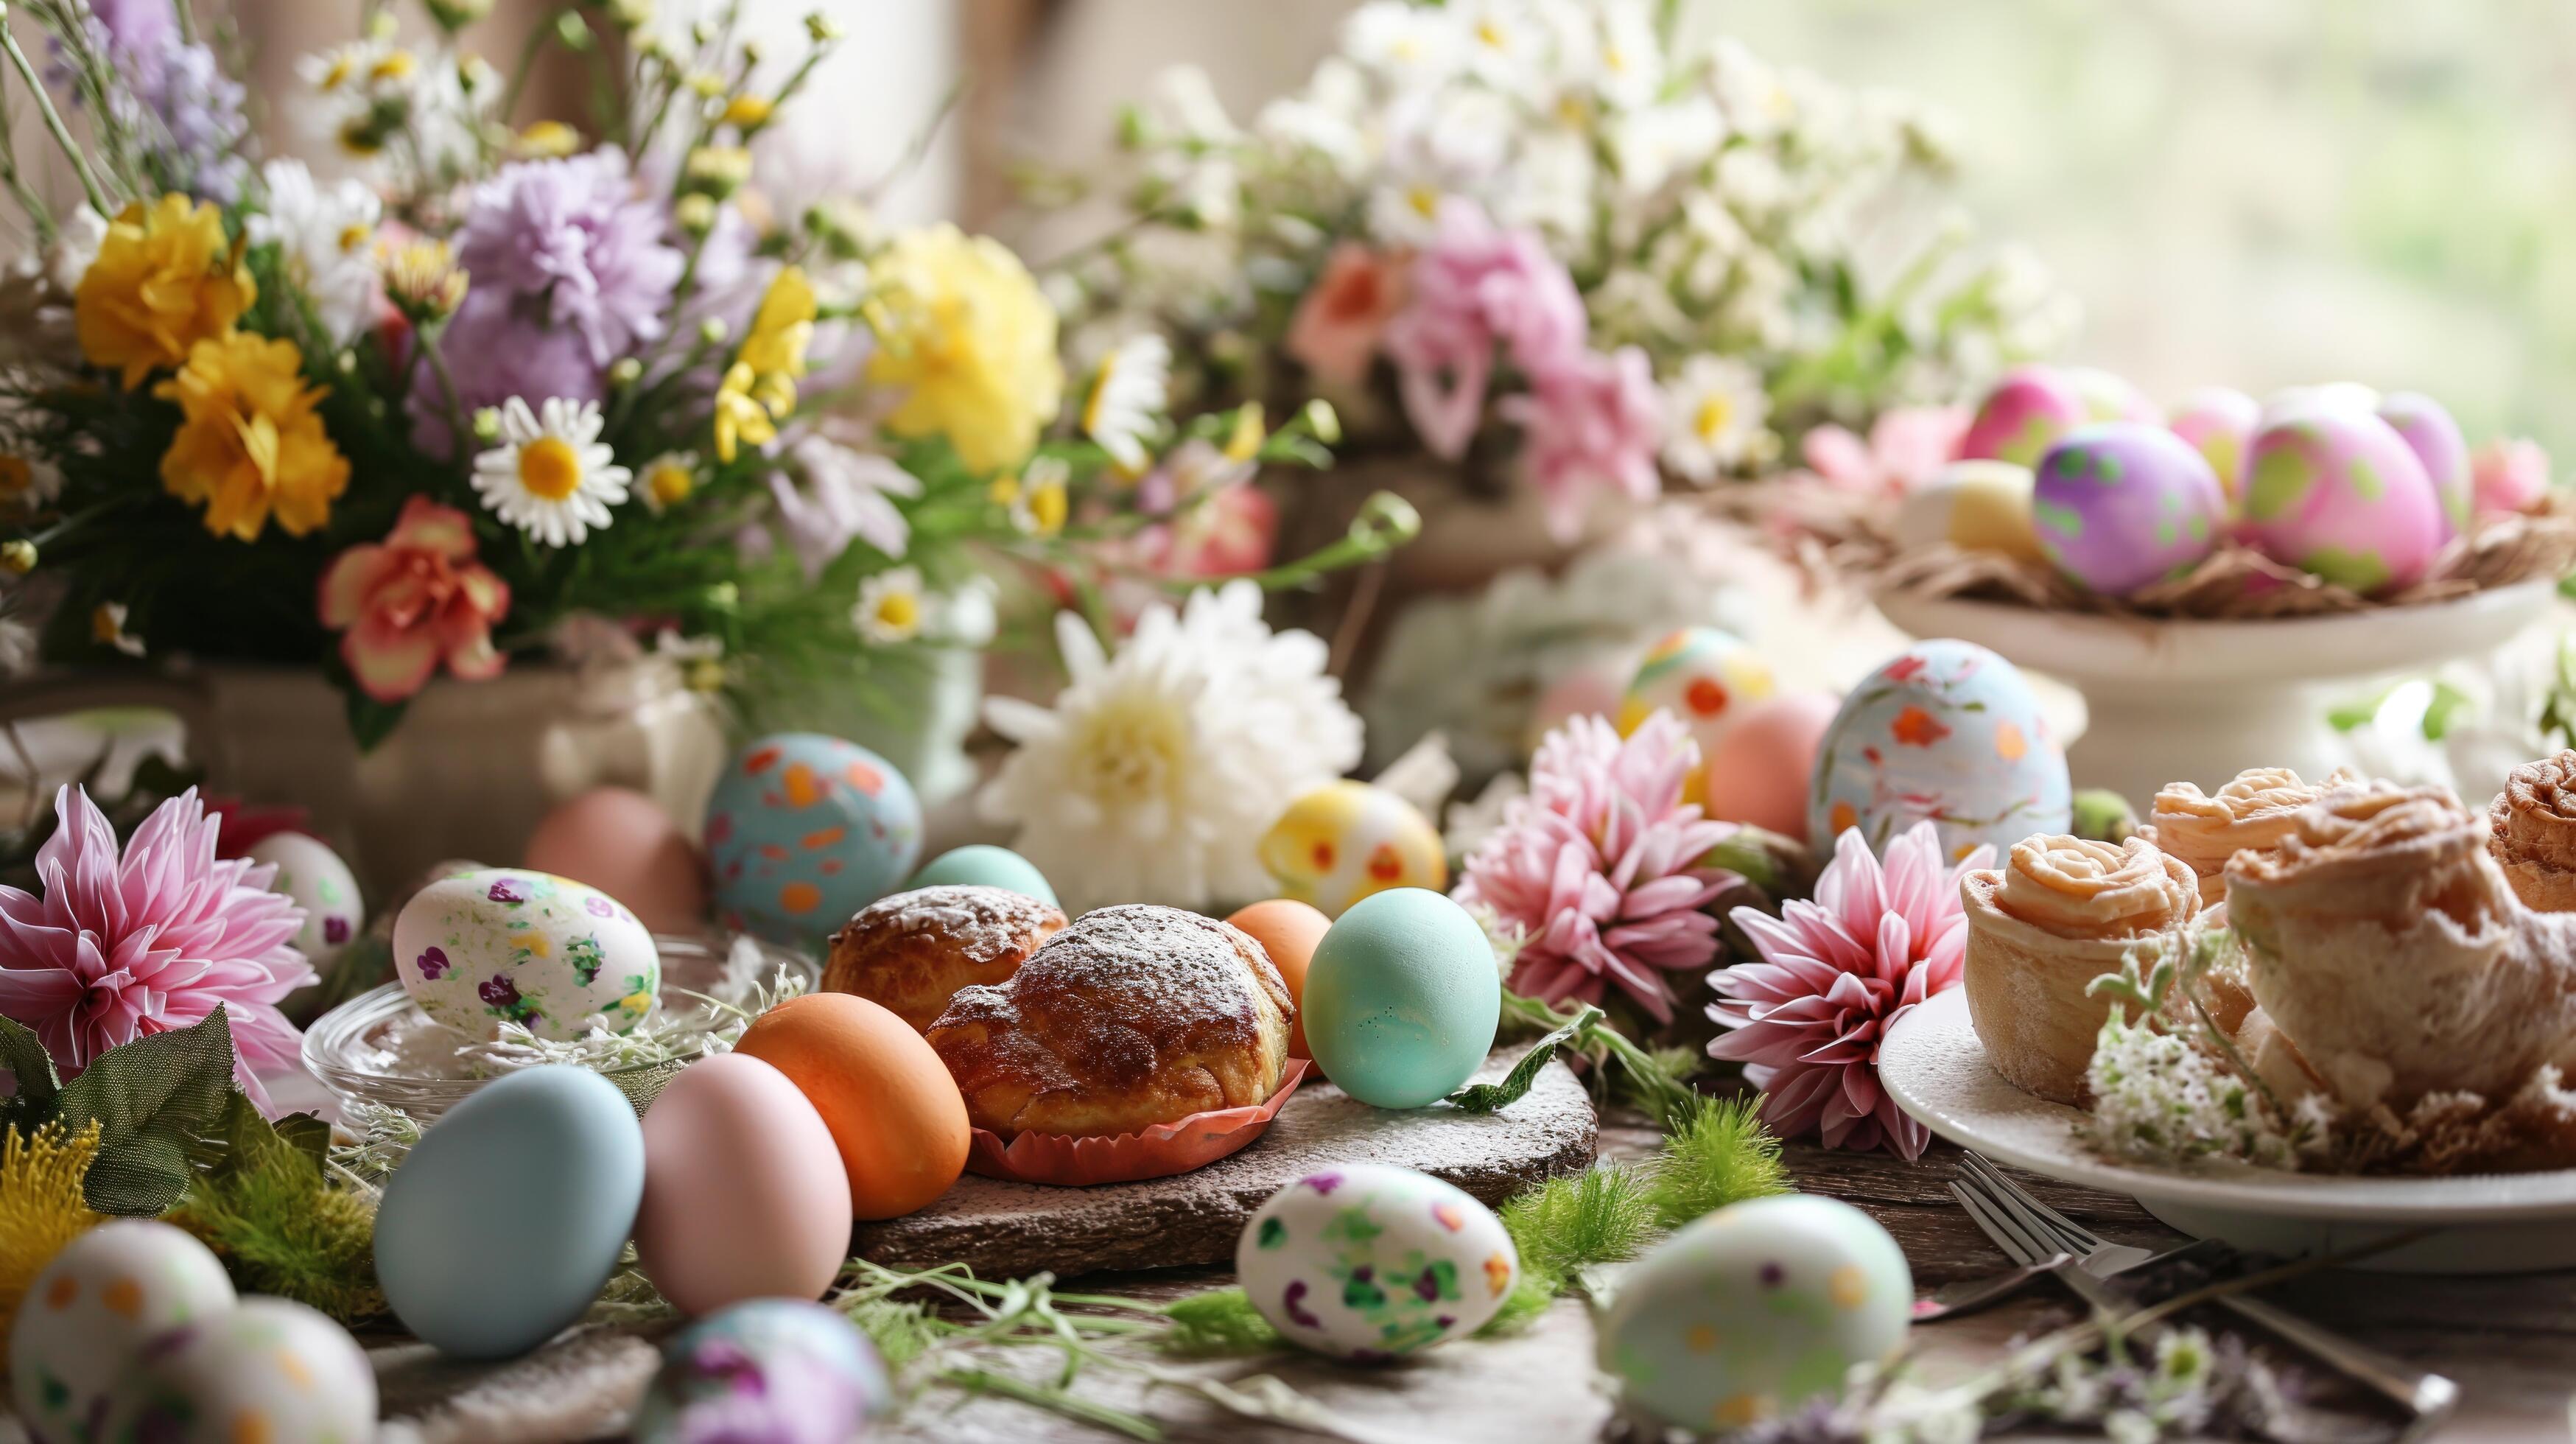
[0, 786, 315, 1111]
[455, 151, 685, 367]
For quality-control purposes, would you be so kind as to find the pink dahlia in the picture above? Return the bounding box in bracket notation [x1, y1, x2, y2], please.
[1453, 712, 1741, 1022]
[1708, 821, 1991, 1159]
[0, 785, 315, 1111]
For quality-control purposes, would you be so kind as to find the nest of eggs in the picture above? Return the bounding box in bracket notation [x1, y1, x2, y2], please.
[1719, 482, 2576, 621]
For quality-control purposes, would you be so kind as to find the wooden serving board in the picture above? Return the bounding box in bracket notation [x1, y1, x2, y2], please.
[851, 1049, 1599, 1277]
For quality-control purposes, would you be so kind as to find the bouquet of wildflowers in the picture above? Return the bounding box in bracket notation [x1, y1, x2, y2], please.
[0, 0, 1355, 745]
[1047, 0, 2075, 538]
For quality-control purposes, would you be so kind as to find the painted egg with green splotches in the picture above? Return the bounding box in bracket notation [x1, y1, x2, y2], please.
[392, 867, 659, 1041]
[2032, 422, 2226, 595]
[2241, 404, 2444, 595]
[1236, 1163, 1517, 1361]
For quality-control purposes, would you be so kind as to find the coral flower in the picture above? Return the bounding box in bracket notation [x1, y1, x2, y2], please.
[154, 332, 350, 540]
[866, 225, 1064, 474]
[1453, 712, 1741, 1023]
[1708, 821, 1993, 1159]
[0, 787, 316, 1111]
[1287, 242, 1409, 388]
[74, 193, 256, 388]
[318, 497, 511, 704]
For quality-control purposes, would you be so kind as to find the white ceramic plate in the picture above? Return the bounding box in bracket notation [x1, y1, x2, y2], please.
[1878, 990, 2576, 1274]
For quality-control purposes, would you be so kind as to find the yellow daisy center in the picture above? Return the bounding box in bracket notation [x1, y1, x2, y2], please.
[1072, 692, 1189, 809]
[871, 590, 922, 633]
[646, 464, 692, 508]
[1477, 20, 1507, 49]
[1025, 481, 1067, 534]
[337, 222, 371, 255]
[1694, 394, 1733, 444]
[519, 436, 584, 501]
[371, 51, 418, 84]
[1407, 184, 1440, 220]
[320, 57, 354, 91]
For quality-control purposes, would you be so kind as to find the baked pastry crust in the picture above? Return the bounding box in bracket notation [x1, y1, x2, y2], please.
[925, 904, 1294, 1138]
[822, 886, 1067, 1033]
[2141, 765, 2359, 907]
[2491, 751, 2576, 911]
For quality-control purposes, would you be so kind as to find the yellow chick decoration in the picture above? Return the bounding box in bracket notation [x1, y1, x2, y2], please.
[1257, 781, 1447, 919]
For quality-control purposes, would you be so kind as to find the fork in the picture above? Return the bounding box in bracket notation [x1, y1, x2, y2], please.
[1951, 1153, 2459, 1429]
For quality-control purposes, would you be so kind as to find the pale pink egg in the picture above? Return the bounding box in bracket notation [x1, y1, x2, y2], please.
[1702, 692, 1842, 841]
[524, 787, 709, 934]
[634, 1053, 854, 1315]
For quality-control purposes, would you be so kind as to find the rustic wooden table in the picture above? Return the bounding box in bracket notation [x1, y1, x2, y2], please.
[868, 1115, 2576, 1444]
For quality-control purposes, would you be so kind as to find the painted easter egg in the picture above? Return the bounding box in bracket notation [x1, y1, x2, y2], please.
[2377, 392, 2470, 539]
[94, 1300, 375, 1444]
[1238, 1164, 1518, 1361]
[1227, 899, 1330, 1058]
[1810, 639, 2071, 861]
[2166, 386, 2260, 507]
[2241, 405, 2445, 595]
[906, 844, 1058, 906]
[2032, 422, 2226, 595]
[522, 787, 709, 936]
[393, 868, 659, 1042]
[631, 1300, 891, 1444]
[1957, 364, 2085, 468]
[1702, 692, 1840, 841]
[634, 1053, 853, 1317]
[705, 734, 923, 950]
[374, 1065, 646, 1359]
[1257, 780, 1447, 919]
[1526, 656, 1631, 756]
[1598, 1194, 1911, 1431]
[2063, 365, 2161, 425]
[1892, 460, 2040, 561]
[245, 833, 362, 969]
[734, 994, 969, 1220]
[11, 1222, 236, 1444]
[1615, 628, 1777, 791]
[1301, 889, 1500, 1109]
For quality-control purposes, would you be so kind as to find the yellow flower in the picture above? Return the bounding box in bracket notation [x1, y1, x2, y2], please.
[517, 120, 581, 158]
[0, 1121, 106, 1357]
[713, 363, 775, 463]
[379, 237, 468, 320]
[865, 225, 1063, 475]
[74, 194, 256, 390]
[1224, 402, 1266, 462]
[722, 94, 773, 130]
[154, 333, 351, 541]
[709, 267, 813, 463]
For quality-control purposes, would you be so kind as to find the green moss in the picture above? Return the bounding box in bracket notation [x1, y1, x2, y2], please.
[1645, 1095, 1791, 1230]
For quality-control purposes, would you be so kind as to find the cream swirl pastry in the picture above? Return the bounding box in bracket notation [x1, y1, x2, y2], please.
[1962, 835, 2200, 1104]
[2490, 751, 2576, 913]
[2142, 765, 2361, 907]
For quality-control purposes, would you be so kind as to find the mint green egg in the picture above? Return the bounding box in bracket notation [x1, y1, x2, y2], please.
[904, 845, 1057, 907]
[1302, 889, 1500, 1109]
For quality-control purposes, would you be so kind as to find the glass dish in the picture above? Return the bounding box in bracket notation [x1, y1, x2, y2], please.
[301, 932, 815, 1122]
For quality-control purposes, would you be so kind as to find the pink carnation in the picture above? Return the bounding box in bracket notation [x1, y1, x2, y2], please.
[1503, 345, 1662, 542]
[1454, 712, 1741, 1023]
[1707, 821, 1992, 1160]
[0, 786, 315, 1112]
[1383, 199, 1587, 460]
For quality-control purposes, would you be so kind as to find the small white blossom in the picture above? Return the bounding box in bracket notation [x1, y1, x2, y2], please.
[1081, 334, 1171, 474]
[250, 158, 384, 340]
[1660, 354, 1770, 483]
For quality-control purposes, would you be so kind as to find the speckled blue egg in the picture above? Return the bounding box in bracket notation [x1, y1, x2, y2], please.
[631, 1300, 891, 1444]
[1809, 639, 2071, 862]
[2032, 422, 2226, 595]
[2378, 391, 2471, 539]
[374, 1065, 645, 1359]
[1598, 1195, 1912, 1431]
[704, 733, 923, 950]
[1300, 889, 1500, 1109]
[905, 844, 1057, 906]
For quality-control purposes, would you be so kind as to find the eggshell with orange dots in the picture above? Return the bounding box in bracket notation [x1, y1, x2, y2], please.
[11, 1222, 236, 1444]
[1256, 781, 1447, 919]
[524, 787, 709, 935]
[733, 993, 967, 1220]
[1808, 639, 2069, 861]
[703, 734, 922, 950]
[1226, 899, 1330, 1058]
[1615, 628, 1777, 790]
[1701, 693, 1840, 841]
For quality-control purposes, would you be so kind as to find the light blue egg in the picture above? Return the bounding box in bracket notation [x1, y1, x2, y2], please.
[631, 1300, 891, 1444]
[373, 1066, 645, 1359]
[703, 733, 924, 950]
[905, 844, 1057, 907]
[1301, 889, 1500, 1109]
[1808, 639, 2071, 863]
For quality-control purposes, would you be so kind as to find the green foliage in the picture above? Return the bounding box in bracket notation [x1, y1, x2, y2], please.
[1499, 1163, 1660, 1292]
[0, 1015, 61, 1135]
[1447, 1004, 1602, 1114]
[1645, 1095, 1791, 1230]
[59, 1009, 238, 1216]
[1157, 1287, 1281, 1356]
[172, 1093, 385, 1324]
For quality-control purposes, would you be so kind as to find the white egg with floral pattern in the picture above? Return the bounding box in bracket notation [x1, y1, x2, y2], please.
[1236, 1163, 1517, 1361]
[393, 867, 659, 1041]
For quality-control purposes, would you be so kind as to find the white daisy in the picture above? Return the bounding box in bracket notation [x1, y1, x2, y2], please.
[1081, 334, 1171, 474]
[1341, 0, 1464, 91]
[1658, 355, 1770, 483]
[470, 397, 631, 547]
[249, 158, 384, 341]
[1452, 0, 1544, 92]
[91, 603, 144, 658]
[636, 451, 697, 516]
[1590, 0, 1666, 111]
[978, 580, 1361, 912]
[852, 567, 938, 645]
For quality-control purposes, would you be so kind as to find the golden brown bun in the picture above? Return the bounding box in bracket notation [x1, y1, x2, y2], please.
[2491, 751, 2576, 911]
[925, 904, 1294, 1138]
[822, 886, 1068, 1033]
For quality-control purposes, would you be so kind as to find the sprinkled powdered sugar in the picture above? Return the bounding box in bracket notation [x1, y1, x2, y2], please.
[832, 885, 1061, 970]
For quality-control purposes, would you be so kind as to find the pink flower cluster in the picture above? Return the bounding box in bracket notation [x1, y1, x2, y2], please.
[1800, 406, 1972, 499]
[1453, 711, 1741, 1023]
[1287, 200, 1660, 542]
[0, 786, 316, 1112]
[1707, 821, 1992, 1160]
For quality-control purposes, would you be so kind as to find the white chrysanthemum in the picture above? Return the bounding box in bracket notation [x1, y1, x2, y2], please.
[1082, 335, 1170, 474]
[852, 567, 936, 645]
[249, 158, 383, 341]
[471, 397, 631, 547]
[1658, 354, 1769, 483]
[980, 580, 1361, 912]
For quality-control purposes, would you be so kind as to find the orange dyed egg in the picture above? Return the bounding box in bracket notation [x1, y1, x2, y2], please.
[1226, 899, 1330, 1059]
[523, 787, 709, 935]
[734, 994, 968, 1219]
